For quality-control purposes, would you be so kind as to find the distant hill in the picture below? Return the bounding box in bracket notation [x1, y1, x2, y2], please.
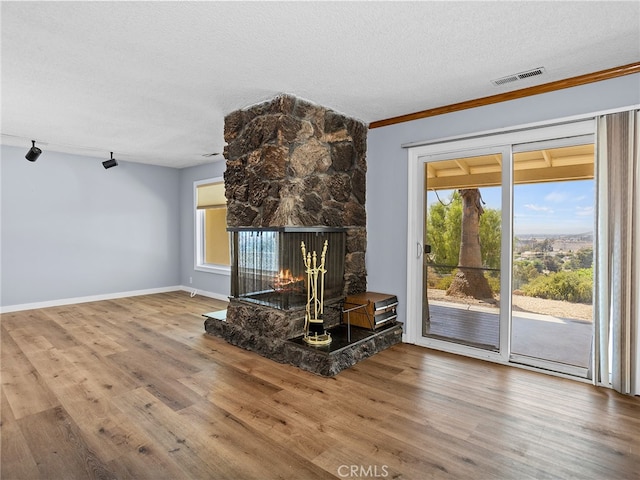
[515, 232, 593, 241]
[515, 232, 593, 253]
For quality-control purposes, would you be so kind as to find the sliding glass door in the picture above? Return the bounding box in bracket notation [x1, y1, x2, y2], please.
[510, 140, 594, 377]
[409, 120, 595, 378]
[423, 150, 505, 353]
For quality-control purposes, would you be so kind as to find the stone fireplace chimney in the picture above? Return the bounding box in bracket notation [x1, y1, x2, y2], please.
[223, 93, 368, 294]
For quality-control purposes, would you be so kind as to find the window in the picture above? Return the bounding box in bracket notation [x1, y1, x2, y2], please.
[195, 178, 230, 273]
[237, 230, 279, 274]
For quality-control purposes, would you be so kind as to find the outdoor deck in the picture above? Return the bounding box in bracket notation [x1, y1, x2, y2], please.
[424, 300, 592, 367]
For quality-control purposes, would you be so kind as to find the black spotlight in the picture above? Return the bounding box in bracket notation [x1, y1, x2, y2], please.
[102, 152, 118, 169]
[25, 140, 42, 162]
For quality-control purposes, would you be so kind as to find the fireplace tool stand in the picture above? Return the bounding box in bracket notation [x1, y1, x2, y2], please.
[302, 240, 332, 346]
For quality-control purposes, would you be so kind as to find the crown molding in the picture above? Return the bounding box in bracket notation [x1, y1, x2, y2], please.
[369, 62, 640, 129]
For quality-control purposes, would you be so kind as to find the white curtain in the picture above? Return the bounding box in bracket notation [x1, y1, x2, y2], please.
[595, 109, 639, 395]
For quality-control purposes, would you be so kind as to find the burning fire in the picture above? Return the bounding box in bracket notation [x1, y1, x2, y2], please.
[273, 269, 304, 292]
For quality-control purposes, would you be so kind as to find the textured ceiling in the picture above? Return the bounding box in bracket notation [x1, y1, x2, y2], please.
[1, 1, 639, 168]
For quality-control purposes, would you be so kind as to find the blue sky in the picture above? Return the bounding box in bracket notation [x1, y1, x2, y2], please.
[427, 180, 595, 236]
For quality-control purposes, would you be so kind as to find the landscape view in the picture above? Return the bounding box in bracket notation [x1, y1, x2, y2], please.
[425, 180, 595, 314]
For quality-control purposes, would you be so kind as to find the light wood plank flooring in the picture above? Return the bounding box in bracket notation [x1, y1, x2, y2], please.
[2, 291, 639, 479]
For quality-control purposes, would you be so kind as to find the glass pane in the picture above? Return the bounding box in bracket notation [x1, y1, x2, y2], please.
[423, 154, 502, 351]
[511, 143, 594, 372]
[204, 208, 231, 265]
[231, 229, 346, 310]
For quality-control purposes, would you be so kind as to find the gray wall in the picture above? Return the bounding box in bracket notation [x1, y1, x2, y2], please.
[366, 73, 640, 326]
[178, 160, 229, 299]
[0, 145, 181, 307]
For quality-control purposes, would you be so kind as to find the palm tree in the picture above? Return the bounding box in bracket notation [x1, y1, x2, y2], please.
[446, 188, 493, 299]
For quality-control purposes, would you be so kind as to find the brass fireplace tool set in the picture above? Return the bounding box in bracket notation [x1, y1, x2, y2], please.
[301, 240, 332, 346]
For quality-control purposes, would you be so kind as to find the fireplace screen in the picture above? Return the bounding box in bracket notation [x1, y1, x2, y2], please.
[229, 227, 346, 310]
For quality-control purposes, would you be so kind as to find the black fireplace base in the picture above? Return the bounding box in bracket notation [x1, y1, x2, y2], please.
[203, 312, 403, 377]
[284, 322, 403, 376]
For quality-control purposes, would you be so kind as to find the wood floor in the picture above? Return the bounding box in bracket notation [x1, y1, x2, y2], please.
[2, 292, 639, 480]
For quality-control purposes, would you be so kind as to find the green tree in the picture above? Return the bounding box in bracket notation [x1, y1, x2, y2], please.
[447, 189, 493, 298]
[513, 260, 540, 290]
[543, 255, 560, 273]
[521, 268, 593, 304]
[532, 238, 553, 252]
[531, 258, 544, 273]
[426, 190, 501, 271]
[425, 191, 462, 274]
[479, 208, 501, 270]
[426, 189, 501, 298]
[567, 247, 593, 270]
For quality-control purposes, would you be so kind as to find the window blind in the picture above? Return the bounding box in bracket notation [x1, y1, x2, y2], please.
[197, 182, 226, 209]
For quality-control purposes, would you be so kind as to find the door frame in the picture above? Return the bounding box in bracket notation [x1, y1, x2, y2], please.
[405, 119, 595, 370]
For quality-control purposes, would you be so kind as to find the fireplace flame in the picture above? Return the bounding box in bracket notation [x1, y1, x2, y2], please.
[272, 269, 304, 292]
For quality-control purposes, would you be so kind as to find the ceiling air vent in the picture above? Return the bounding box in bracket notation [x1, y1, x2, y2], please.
[491, 67, 546, 86]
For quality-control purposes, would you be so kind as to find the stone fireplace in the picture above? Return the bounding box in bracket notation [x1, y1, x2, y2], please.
[203, 94, 401, 375]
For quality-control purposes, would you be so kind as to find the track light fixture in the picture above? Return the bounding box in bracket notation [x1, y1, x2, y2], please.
[102, 152, 118, 169]
[25, 140, 42, 162]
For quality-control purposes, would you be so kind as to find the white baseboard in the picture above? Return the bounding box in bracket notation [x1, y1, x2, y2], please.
[178, 286, 230, 303]
[0, 286, 185, 314]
